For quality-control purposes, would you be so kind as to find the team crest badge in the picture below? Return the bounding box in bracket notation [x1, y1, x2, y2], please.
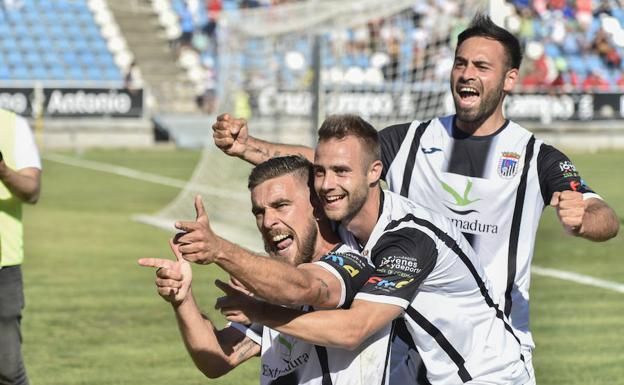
[498, 152, 521, 179]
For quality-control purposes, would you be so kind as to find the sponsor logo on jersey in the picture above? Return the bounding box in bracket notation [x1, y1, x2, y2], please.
[322, 252, 364, 277]
[441, 179, 480, 215]
[448, 217, 498, 234]
[498, 152, 521, 179]
[378, 255, 423, 274]
[366, 276, 414, 290]
[559, 160, 579, 178]
[262, 352, 310, 379]
[421, 146, 442, 154]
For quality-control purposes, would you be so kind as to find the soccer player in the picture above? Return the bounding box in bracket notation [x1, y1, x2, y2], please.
[138, 156, 390, 385]
[211, 14, 620, 382]
[216, 114, 531, 384]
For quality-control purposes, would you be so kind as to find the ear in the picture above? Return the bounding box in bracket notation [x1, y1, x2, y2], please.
[503, 68, 518, 93]
[368, 159, 383, 185]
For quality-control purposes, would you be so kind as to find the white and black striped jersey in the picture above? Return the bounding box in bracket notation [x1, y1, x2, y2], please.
[232, 245, 394, 385]
[380, 116, 599, 351]
[340, 190, 529, 385]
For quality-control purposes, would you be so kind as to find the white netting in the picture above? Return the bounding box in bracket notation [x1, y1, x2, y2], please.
[137, 0, 486, 250]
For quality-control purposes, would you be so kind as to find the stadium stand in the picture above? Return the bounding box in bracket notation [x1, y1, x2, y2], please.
[154, 0, 624, 112]
[0, 0, 131, 85]
[504, 0, 624, 91]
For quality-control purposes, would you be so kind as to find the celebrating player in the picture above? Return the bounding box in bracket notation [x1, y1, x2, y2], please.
[211, 14, 619, 382]
[217, 114, 531, 384]
[139, 156, 391, 385]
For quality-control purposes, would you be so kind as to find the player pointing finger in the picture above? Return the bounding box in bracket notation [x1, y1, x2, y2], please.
[138, 239, 192, 305]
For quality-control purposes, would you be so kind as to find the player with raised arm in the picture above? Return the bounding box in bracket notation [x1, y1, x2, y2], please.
[211, 14, 619, 382]
[215, 114, 531, 384]
[139, 156, 391, 385]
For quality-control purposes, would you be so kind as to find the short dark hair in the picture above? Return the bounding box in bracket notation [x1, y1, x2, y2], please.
[317, 114, 380, 162]
[248, 155, 313, 190]
[457, 13, 522, 70]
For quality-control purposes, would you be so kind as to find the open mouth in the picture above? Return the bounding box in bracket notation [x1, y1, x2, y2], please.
[271, 233, 294, 251]
[323, 193, 346, 208]
[457, 86, 480, 107]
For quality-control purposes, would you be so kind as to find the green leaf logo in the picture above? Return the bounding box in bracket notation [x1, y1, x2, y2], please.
[441, 179, 480, 207]
[278, 335, 293, 353]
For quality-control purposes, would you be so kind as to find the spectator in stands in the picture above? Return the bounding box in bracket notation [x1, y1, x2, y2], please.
[582, 69, 611, 91]
[178, 4, 195, 50]
[0, 108, 42, 385]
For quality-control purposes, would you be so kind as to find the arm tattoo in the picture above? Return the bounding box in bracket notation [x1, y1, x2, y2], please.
[313, 278, 330, 304]
[248, 143, 271, 161]
[235, 338, 259, 361]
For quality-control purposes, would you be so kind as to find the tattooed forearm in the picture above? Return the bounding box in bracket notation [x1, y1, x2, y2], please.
[248, 143, 272, 161]
[312, 278, 331, 304]
[235, 338, 259, 362]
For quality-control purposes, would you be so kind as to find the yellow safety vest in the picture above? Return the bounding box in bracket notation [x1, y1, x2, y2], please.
[0, 109, 24, 267]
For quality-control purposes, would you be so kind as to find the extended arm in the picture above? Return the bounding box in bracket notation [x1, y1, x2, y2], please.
[217, 286, 402, 351]
[212, 113, 313, 165]
[0, 160, 40, 203]
[138, 240, 260, 378]
[175, 196, 343, 308]
[551, 192, 619, 241]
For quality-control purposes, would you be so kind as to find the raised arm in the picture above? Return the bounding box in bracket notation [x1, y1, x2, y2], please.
[215, 280, 402, 350]
[551, 192, 619, 241]
[138, 240, 260, 378]
[212, 113, 314, 165]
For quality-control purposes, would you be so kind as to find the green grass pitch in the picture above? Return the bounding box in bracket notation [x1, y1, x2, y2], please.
[20, 148, 623, 385]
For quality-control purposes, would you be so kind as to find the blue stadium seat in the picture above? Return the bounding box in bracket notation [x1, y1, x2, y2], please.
[63, 52, 79, 67]
[31, 66, 48, 80]
[10, 66, 30, 80]
[7, 52, 24, 66]
[48, 66, 67, 80]
[79, 53, 97, 67]
[68, 66, 85, 80]
[0, 67, 10, 80]
[86, 67, 104, 81]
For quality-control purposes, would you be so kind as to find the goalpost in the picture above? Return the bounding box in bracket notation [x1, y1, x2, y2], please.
[136, 0, 486, 251]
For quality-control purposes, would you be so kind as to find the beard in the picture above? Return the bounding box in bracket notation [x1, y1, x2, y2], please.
[295, 218, 318, 265]
[264, 216, 318, 266]
[453, 80, 505, 126]
[324, 181, 369, 225]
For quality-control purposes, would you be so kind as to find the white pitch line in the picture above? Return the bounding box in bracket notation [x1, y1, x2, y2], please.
[41, 154, 624, 294]
[43, 153, 248, 201]
[532, 265, 624, 294]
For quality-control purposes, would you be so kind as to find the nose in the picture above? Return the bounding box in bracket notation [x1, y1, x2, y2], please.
[459, 63, 477, 81]
[318, 171, 337, 193]
[262, 208, 279, 230]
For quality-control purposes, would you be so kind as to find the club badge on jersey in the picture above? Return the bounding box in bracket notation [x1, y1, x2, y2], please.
[498, 152, 521, 179]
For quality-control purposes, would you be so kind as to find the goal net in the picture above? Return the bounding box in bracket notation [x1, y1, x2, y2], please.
[137, 0, 486, 251]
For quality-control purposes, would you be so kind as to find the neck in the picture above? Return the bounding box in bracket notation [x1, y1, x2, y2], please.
[344, 185, 381, 246]
[312, 218, 341, 261]
[456, 104, 506, 136]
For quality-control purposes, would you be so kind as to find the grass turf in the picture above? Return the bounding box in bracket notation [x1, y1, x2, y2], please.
[20, 148, 623, 385]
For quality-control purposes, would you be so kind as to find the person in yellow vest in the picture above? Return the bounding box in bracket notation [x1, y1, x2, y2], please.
[0, 108, 41, 385]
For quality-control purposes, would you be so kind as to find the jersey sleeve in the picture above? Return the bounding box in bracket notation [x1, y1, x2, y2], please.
[313, 249, 375, 309]
[536, 144, 599, 204]
[228, 322, 263, 345]
[379, 123, 412, 180]
[355, 227, 438, 309]
[14, 115, 41, 170]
